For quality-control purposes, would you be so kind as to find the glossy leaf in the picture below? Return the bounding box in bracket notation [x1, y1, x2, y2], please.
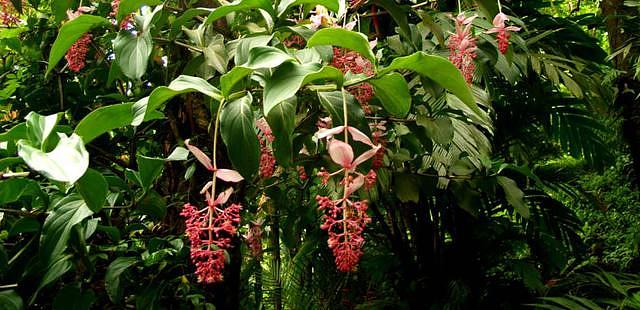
[76, 169, 108, 212]
[75, 104, 134, 144]
[46, 15, 111, 76]
[113, 29, 153, 80]
[317, 90, 369, 134]
[266, 98, 297, 166]
[220, 94, 260, 178]
[277, 0, 341, 16]
[497, 176, 529, 218]
[0, 178, 44, 205]
[307, 28, 376, 64]
[264, 62, 343, 115]
[369, 72, 411, 117]
[17, 133, 89, 184]
[34, 256, 73, 303]
[204, 0, 274, 26]
[132, 75, 222, 126]
[0, 290, 23, 310]
[24, 112, 60, 148]
[105, 257, 137, 304]
[116, 0, 163, 22]
[40, 195, 93, 266]
[379, 52, 481, 116]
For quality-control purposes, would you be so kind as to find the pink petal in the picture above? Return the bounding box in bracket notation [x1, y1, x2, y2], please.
[200, 181, 213, 195]
[346, 175, 364, 196]
[493, 13, 509, 27]
[347, 126, 374, 146]
[344, 21, 357, 31]
[369, 39, 378, 49]
[316, 126, 345, 140]
[216, 169, 244, 183]
[328, 139, 354, 168]
[506, 26, 521, 32]
[185, 139, 213, 171]
[352, 145, 381, 169]
[463, 15, 477, 25]
[214, 187, 234, 205]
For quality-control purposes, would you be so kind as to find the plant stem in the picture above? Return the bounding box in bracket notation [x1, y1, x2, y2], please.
[208, 98, 225, 249]
[497, 0, 503, 13]
[341, 89, 350, 244]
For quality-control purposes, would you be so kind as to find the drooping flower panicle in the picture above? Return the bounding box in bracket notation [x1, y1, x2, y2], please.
[487, 13, 521, 54]
[447, 13, 478, 84]
[64, 7, 95, 72]
[331, 48, 375, 114]
[181, 140, 244, 284]
[256, 118, 276, 178]
[315, 125, 380, 272]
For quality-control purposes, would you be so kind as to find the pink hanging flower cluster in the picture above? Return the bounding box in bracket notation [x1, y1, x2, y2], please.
[181, 140, 245, 283]
[0, 0, 20, 26]
[109, 0, 133, 29]
[447, 13, 478, 84]
[65, 7, 94, 73]
[370, 121, 387, 171]
[66, 34, 92, 72]
[245, 219, 264, 258]
[315, 125, 380, 272]
[331, 48, 375, 114]
[487, 13, 520, 54]
[256, 118, 276, 178]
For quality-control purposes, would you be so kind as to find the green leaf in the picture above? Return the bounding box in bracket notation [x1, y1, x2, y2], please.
[105, 257, 137, 304]
[166, 146, 189, 161]
[220, 94, 260, 178]
[220, 67, 253, 98]
[17, 133, 89, 183]
[137, 190, 166, 218]
[46, 15, 111, 76]
[33, 256, 73, 303]
[24, 111, 60, 148]
[9, 217, 41, 236]
[266, 98, 297, 166]
[0, 290, 23, 310]
[372, 0, 411, 42]
[51, 0, 74, 23]
[76, 169, 108, 212]
[204, 0, 274, 26]
[369, 72, 411, 117]
[264, 62, 343, 115]
[113, 29, 153, 80]
[132, 75, 222, 126]
[496, 176, 529, 218]
[52, 284, 95, 310]
[416, 116, 454, 145]
[116, 0, 163, 22]
[40, 195, 93, 266]
[136, 155, 164, 190]
[0, 178, 44, 205]
[393, 173, 420, 203]
[75, 104, 134, 144]
[307, 28, 376, 64]
[379, 52, 481, 116]
[317, 90, 369, 134]
[0, 157, 21, 171]
[277, 0, 341, 16]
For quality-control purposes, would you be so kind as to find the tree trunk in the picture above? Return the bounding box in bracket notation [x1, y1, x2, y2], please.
[602, 0, 640, 185]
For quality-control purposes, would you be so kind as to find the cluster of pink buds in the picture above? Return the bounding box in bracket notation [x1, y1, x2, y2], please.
[0, 0, 20, 26]
[109, 0, 133, 29]
[65, 7, 94, 72]
[331, 48, 375, 114]
[447, 13, 478, 84]
[256, 118, 276, 178]
[487, 13, 520, 54]
[180, 140, 244, 283]
[315, 125, 380, 271]
[244, 219, 264, 258]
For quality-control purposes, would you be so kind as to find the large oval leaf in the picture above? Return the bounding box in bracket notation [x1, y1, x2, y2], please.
[75, 103, 134, 143]
[46, 15, 111, 76]
[132, 75, 222, 126]
[105, 257, 138, 303]
[204, 0, 275, 26]
[76, 169, 108, 212]
[40, 195, 94, 266]
[113, 29, 153, 80]
[264, 62, 343, 115]
[220, 94, 260, 178]
[369, 72, 411, 117]
[307, 28, 376, 64]
[17, 133, 89, 183]
[378, 52, 481, 116]
[266, 98, 297, 166]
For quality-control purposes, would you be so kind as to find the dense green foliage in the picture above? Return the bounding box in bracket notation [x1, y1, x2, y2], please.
[0, 0, 638, 309]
